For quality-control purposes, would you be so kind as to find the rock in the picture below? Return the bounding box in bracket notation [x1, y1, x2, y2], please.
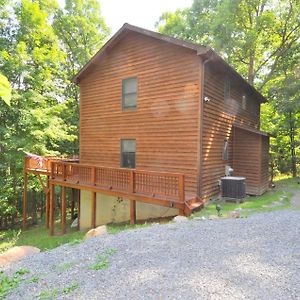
[84, 225, 107, 240]
[208, 215, 219, 220]
[173, 216, 188, 223]
[0, 246, 40, 267]
[230, 210, 241, 218]
[194, 216, 206, 221]
[71, 217, 78, 228]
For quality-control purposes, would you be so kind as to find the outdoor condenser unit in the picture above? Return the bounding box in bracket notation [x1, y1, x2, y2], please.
[221, 176, 246, 199]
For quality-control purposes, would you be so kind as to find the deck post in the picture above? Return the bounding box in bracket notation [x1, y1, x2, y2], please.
[91, 192, 96, 228]
[77, 190, 81, 230]
[49, 183, 55, 236]
[129, 170, 135, 193]
[71, 188, 75, 219]
[22, 169, 28, 229]
[178, 174, 185, 203]
[45, 175, 50, 228]
[91, 167, 96, 185]
[130, 200, 136, 225]
[178, 174, 185, 216]
[61, 186, 66, 234]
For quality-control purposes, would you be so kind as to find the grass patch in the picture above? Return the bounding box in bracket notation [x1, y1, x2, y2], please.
[38, 288, 60, 299]
[55, 262, 74, 272]
[90, 248, 117, 271]
[38, 282, 79, 299]
[274, 176, 300, 189]
[62, 283, 79, 294]
[192, 189, 292, 219]
[0, 268, 30, 298]
[0, 220, 86, 254]
[107, 222, 150, 234]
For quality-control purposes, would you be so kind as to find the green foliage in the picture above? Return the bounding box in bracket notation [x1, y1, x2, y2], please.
[90, 248, 117, 270]
[38, 288, 60, 299]
[62, 282, 79, 294]
[0, 268, 30, 298]
[55, 262, 75, 272]
[0, 0, 109, 224]
[192, 187, 293, 219]
[107, 222, 150, 234]
[0, 221, 86, 253]
[0, 73, 11, 105]
[38, 282, 79, 299]
[157, 0, 300, 176]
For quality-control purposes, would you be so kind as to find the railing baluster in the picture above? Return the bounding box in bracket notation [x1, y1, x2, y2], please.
[178, 174, 185, 202]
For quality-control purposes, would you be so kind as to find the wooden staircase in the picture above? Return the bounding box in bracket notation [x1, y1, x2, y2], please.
[184, 196, 204, 216]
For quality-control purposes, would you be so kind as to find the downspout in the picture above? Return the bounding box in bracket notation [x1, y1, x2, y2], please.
[197, 49, 213, 199]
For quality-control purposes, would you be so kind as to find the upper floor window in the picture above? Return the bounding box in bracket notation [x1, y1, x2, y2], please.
[121, 139, 136, 168]
[224, 79, 231, 101]
[122, 77, 137, 110]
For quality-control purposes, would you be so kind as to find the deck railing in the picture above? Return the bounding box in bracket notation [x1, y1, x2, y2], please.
[50, 161, 185, 202]
[25, 155, 79, 174]
[25, 156, 54, 173]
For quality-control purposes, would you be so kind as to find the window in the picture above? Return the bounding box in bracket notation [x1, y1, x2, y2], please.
[122, 77, 137, 109]
[242, 95, 247, 110]
[224, 79, 231, 101]
[121, 139, 136, 168]
[222, 139, 229, 160]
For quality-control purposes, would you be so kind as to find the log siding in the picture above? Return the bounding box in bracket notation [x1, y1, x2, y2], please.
[201, 64, 264, 199]
[79, 32, 200, 195]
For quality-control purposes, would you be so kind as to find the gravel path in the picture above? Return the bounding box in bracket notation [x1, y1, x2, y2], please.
[3, 210, 300, 300]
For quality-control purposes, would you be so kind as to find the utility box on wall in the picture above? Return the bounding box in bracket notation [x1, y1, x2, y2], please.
[221, 176, 246, 199]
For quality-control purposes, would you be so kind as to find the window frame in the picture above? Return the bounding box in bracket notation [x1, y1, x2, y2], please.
[120, 139, 136, 169]
[122, 77, 138, 110]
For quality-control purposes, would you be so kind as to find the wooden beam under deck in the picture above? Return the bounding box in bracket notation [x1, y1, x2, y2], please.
[24, 157, 202, 236]
[61, 186, 66, 234]
[22, 170, 28, 229]
[45, 176, 50, 228]
[130, 200, 136, 225]
[50, 179, 186, 212]
[49, 184, 55, 236]
[91, 192, 96, 228]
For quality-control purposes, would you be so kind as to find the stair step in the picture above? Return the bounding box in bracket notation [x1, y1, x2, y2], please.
[190, 202, 203, 209]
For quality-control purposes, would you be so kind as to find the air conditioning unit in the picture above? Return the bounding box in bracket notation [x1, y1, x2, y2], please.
[221, 176, 246, 200]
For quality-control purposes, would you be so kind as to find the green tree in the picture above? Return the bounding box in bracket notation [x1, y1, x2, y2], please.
[157, 0, 300, 88]
[0, 0, 73, 224]
[0, 73, 11, 105]
[157, 0, 300, 177]
[53, 0, 110, 153]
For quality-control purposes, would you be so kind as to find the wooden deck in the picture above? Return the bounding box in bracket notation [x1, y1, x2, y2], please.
[23, 156, 203, 235]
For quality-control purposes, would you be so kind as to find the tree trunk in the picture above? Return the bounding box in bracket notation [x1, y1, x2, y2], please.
[248, 52, 255, 85]
[288, 112, 297, 177]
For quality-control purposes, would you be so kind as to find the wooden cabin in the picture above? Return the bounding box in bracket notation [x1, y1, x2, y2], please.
[23, 24, 269, 234]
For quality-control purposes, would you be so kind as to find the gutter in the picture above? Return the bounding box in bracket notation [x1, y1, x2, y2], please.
[197, 50, 213, 198]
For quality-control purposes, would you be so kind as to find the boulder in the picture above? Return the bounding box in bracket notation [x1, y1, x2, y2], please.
[84, 225, 107, 240]
[0, 246, 40, 267]
[230, 210, 241, 218]
[173, 216, 188, 223]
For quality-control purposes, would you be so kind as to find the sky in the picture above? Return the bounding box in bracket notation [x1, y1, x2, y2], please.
[100, 0, 193, 34]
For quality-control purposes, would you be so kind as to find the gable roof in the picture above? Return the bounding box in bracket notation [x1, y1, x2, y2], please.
[73, 23, 266, 103]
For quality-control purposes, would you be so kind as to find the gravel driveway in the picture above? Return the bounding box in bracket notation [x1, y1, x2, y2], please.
[3, 210, 300, 300]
